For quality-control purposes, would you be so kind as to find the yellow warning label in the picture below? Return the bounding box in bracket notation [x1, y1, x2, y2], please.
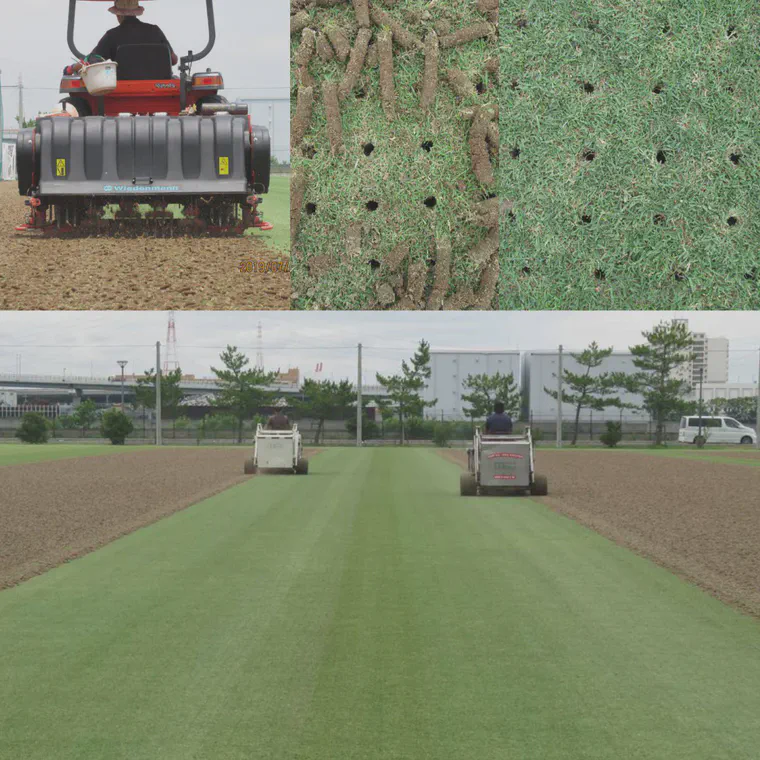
[219, 157, 230, 176]
[56, 159, 67, 177]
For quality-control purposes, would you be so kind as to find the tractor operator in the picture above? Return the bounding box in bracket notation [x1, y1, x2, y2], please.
[485, 401, 513, 435]
[63, 0, 179, 78]
[267, 409, 291, 431]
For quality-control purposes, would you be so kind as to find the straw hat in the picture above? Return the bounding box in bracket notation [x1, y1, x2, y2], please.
[109, 0, 145, 16]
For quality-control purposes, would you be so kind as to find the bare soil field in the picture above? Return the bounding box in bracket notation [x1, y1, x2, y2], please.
[442, 448, 760, 617]
[0, 183, 289, 310]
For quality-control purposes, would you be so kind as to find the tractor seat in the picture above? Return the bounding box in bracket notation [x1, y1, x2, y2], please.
[114, 43, 173, 81]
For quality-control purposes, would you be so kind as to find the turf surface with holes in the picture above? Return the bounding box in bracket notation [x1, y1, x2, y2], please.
[500, 0, 760, 309]
[290, 0, 499, 310]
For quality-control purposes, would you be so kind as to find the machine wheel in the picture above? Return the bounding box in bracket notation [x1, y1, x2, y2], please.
[295, 458, 309, 475]
[460, 473, 478, 496]
[244, 458, 257, 475]
[740, 436, 753, 445]
[530, 474, 548, 496]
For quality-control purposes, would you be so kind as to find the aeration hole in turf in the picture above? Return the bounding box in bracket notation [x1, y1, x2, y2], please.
[363, 143, 375, 156]
[654, 213, 666, 225]
[727, 216, 738, 226]
[594, 269, 605, 280]
[424, 196, 437, 209]
[653, 83, 664, 94]
[421, 140, 433, 152]
[510, 146, 520, 159]
[730, 153, 741, 165]
[583, 82, 595, 93]
[305, 202, 317, 215]
[581, 214, 592, 224]
[583, 149, 596, 161]
[369, 259, 380, 270]
[366, 201, 379, 211]
[656, 150, 667, 164]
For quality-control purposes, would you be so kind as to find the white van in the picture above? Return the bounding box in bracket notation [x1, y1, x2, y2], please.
[678, 416, 757, 445]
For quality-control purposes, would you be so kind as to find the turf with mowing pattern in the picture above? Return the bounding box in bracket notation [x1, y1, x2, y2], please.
[2, 448, 760, 758]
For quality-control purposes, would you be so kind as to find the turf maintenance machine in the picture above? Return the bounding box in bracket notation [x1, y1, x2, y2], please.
[16, 0, 272, 237]
[244, 425, 309, 476]
[460, 428, 548, 497]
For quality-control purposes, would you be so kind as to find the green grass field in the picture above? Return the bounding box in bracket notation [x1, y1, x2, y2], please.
[500, 0, 760, 309]
[0, 443, 157, 468]
[249, 174, 290, 254]
[2, 448, 760, 758]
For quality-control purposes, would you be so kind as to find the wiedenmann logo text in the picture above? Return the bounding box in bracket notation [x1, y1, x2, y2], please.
[103, 185, 180, 193]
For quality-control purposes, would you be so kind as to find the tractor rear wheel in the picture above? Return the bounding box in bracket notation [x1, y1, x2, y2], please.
[295, 458, 309, 475]
[530, 474, 548, 496]
[244, 458, 257, 475]
[460, 473, 477, 496]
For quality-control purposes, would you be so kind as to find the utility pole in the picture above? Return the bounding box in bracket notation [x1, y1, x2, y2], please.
[756, 348, 760, 450]
[697, 368, 704, 445]
[118, 360, 128, 409]
[556, 345, 563, 448]
[17, 73, 24, 127]
[356, 343, 363, 446]
[155, 342, 162, 446]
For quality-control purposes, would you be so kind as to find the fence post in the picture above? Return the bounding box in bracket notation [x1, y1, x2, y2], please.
[756, 347, 760, 450]
[155, 342, 162, 447]
[556, 345, 563, 448]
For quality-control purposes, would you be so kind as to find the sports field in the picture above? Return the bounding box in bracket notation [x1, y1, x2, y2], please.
[2, 447, 760, 758]
[500, 0, 760, 309]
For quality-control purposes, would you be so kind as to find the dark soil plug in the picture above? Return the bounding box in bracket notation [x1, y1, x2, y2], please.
[305, 202, 317, 216]
[421, 140, 434, 152]
[727, 216, 738, 226]
[424, 196, 437, 209]
[583, 82, 595, 93]
[369, 259, 381, 270]
[522, 266, 531, 274]
[653, 82, 664, 94]
[583, 149, 596, 161]
[656, 150, 666, 164]
[581, 214, 592, 224]
[363, 142, 375, 156]
[476, 79, 486, 94]
[366, 201, 379, 211]
[730, 153, 741, 165]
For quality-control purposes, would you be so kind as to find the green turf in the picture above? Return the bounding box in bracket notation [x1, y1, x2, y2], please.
[2, 448, 760, 758]
[0, 443, 157, 468]
[500, 0, 760, 309]
[247, 173, 291, 255]
[291, 1, 498, 309]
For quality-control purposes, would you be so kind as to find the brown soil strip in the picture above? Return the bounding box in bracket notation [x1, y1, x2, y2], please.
[477, 0, 499, 24]
[339, 28, 371, 100]
[375, 282, 396, 306]
[472, 251, 499, 309]
[0, 449, 248, 590]
[0, 185, 289, 311]
[469, 107, 495, 186]
[395, 259, 427, 310]
[485, 56, 499, 75]
[385, 242, 409, 272]
[291, 85, 315, 149]
[369, 7, 423, 50]
[446, 68, 476, 99]
[351, 0, 370, 28]
[421, 32, 439, 111]
[290, 165, 309, 239]
[486, 121, 499, 159]
[307, 253, 336, 280]
[378, 29, 396, 120]
[323, 81, 344, 154]
[440, 448, 760, 617]
[345, 222, 362, 259]
[325, 25, 351, 62]
[440, 22, 494, 49]
[426, 234, 451, 310]
[443, 285, 475, 310]
[469, 226, 499, 268]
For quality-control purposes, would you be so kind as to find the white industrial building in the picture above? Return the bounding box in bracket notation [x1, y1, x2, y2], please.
[672, 319, 729, 385]
[522, 351, 650, 423]
[424, 351, 521, 420]
[694, 382, 757, 403]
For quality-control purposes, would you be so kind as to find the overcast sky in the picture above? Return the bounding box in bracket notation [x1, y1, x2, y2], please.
[0, 311, 758, 385]
[0, 0, 287, 130]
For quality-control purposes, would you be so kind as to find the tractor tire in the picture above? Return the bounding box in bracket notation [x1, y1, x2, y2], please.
[530, 474, 548, 496]
[460, 473, 477, 496]
[740, 436, 753, 445]
[295, 458, 309, 475]
[244, 458, 257, 475]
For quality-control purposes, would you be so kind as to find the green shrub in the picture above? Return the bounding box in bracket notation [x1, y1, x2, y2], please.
[531, 427, 544, 442]
[600, 422, 623, 448]
[16, 413, 50, 444]
[346, 417, 380, 441]
[432, 423, 451, 448]
[100, 409, 134, 445]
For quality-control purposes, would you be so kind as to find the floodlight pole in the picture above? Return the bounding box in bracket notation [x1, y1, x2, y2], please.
[556, 345, 563, 448]
[357, 343, 363, 447]
[118, 360, 128, 409]
[155, 342, 162, 447]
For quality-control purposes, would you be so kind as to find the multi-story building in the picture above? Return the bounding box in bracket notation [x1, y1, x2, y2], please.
[672, 320, 729, 385]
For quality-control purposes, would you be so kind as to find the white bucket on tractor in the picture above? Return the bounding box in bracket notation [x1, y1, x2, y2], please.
[81, 60, 119, 96]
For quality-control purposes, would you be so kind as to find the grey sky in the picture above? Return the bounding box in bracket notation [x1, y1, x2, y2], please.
[0, 0, 288, 130]
[0, 311, 758, 385]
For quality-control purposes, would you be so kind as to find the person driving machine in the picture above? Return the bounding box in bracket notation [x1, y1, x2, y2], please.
[267, 409, 291, 431]
[63, 0, 179, 79]
[485, 401, 514, 435]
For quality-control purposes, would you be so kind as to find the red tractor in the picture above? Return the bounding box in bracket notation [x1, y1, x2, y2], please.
[16, 0, 272, 236]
